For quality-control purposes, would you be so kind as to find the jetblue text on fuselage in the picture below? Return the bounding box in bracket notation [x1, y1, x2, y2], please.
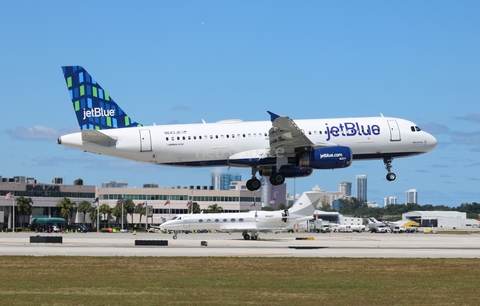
[325, 122, 380, 141]
[82, 108, 115, 120]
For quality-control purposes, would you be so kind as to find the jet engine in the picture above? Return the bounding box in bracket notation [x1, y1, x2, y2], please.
[296, 146, 352, 169]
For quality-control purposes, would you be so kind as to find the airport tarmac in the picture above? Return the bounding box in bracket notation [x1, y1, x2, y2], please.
[0, 231, 479, 258]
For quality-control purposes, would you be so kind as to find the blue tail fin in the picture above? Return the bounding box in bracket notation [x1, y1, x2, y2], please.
[61, 66, 142, 130]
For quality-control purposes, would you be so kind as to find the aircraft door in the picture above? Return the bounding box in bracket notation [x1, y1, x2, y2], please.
[183, 216, 190, 228]
[387, 120, 401, 141]
[139, 129, 152, 152]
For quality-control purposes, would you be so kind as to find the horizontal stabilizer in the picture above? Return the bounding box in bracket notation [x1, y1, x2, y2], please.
[81, 130, 117, 147]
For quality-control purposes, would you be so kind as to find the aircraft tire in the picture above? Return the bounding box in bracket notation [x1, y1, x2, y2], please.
[246, 178, 261, 191]
[269, 173, 285, 185]
[251, 235, 258, 240]
[243, 234, 250, 240]
[173, 235, 178, 240]
[386, 173, 396, 181]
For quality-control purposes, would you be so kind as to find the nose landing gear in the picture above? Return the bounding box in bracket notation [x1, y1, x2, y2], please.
[384, 157, 396, 181]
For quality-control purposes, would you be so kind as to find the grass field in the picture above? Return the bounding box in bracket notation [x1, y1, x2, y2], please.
[0, 257, 479, 305]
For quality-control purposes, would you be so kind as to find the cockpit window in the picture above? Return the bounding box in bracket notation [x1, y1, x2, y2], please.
[411, 126, 422, 132]
[171, 216, 178, 220]
[415, 126, 421, 131]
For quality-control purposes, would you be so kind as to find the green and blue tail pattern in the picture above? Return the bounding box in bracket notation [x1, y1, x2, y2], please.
[62, 66, 142, 130]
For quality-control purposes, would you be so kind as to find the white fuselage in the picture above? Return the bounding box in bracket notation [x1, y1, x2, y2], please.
[58, 116, 437, 167]
[160, 210, 301, 232]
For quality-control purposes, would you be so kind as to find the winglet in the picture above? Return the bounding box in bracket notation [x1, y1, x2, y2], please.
[267, 111, 280, 122]
[61, 66, 142, 130]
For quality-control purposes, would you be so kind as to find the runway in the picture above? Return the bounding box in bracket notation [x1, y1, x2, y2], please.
[0, 231, 479, 257]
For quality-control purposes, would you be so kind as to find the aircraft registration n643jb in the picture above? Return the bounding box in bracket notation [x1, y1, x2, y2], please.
[58, 66, 437, 191]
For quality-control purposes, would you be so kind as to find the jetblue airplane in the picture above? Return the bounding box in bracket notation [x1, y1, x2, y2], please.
[58, 66, 437, 191]
[160, 191, 321, 240]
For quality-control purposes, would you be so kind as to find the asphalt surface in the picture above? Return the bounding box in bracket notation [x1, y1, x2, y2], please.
[0, 231, 479, 257]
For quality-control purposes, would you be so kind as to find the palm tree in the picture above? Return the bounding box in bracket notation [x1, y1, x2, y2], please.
[206, 203, 223, 213]
[187, 202, 201, 214]
[135, 203, 146, 225]
[74, 178, 84, 185]
[124, 199, 135, 225]
[77, 201, 92, 225]
[112, 204, 126, 226]
[99, 203, 112, 228]
[56, 197, 76, 225]
[88, 206, 98, 230]
[17, 196, 33, 227]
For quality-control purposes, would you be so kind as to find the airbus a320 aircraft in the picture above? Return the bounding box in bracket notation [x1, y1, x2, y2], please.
[58, 66, 437, 191]
[160, 191, 321, 240]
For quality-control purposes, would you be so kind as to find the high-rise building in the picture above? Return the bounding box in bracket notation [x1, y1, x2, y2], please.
[356, 175, 367, 202]
[338, 181, 352, 196]
[211, 172, 242, 190]
[383, 196, 397, 207]
[405, 189, 418, 204]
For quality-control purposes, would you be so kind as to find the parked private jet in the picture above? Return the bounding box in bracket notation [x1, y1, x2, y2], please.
[160, 191, 321, 240]
[58, 66, 437, 190]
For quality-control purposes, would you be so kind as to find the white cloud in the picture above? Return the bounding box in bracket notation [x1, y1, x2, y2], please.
[5, 125, 78, 142]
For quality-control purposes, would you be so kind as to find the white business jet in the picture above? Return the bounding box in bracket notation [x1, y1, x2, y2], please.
[160, 191, 321, 240]
[58, 66, 437, 191]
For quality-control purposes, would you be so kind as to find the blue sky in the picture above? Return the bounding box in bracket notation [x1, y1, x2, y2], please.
[1, 1, 479, 207]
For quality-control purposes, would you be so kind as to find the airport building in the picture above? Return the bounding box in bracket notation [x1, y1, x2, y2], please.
[98, 183, 262, 225]
[0, 176, 262, 229]
[402, 211, 479, 229]
[0, 179, 96, 229]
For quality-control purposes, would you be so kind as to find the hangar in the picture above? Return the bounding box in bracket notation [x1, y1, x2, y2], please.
[402, 211, 479, 229]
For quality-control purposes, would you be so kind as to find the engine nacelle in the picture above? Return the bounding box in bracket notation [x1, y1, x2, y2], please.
[296, 146, 352, 169]
[259, 165, 313, 178]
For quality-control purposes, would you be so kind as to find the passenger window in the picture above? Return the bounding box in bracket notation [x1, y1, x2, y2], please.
[188, 136, 191, 140]
[165, 137, 169, 141]
[194, 136, 196, 140]
[226, 135, 229, 138]
[231, 219, 236, 222]
[210, 135, 213, 139]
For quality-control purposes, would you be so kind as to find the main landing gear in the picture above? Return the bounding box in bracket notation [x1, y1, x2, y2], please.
[384, 157, 396, 181]
[246, 168, 285, 191]
[242, 231, 259, 240]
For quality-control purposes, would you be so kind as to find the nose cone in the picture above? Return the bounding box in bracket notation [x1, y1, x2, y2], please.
[426, 132, 438, 151]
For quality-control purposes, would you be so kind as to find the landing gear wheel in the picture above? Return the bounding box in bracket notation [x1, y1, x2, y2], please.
[243, 234, 250, 240]
[386, 173, 396, 181]
[246, 178, 261, 191]
[251, 235, 258, 240]
[173, 235, 178, 240]
[269, 173, 285, 186]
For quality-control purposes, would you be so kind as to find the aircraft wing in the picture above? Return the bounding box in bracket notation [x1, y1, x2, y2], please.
[264, 111, 335, 160]
[266, 111, 314, 156]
